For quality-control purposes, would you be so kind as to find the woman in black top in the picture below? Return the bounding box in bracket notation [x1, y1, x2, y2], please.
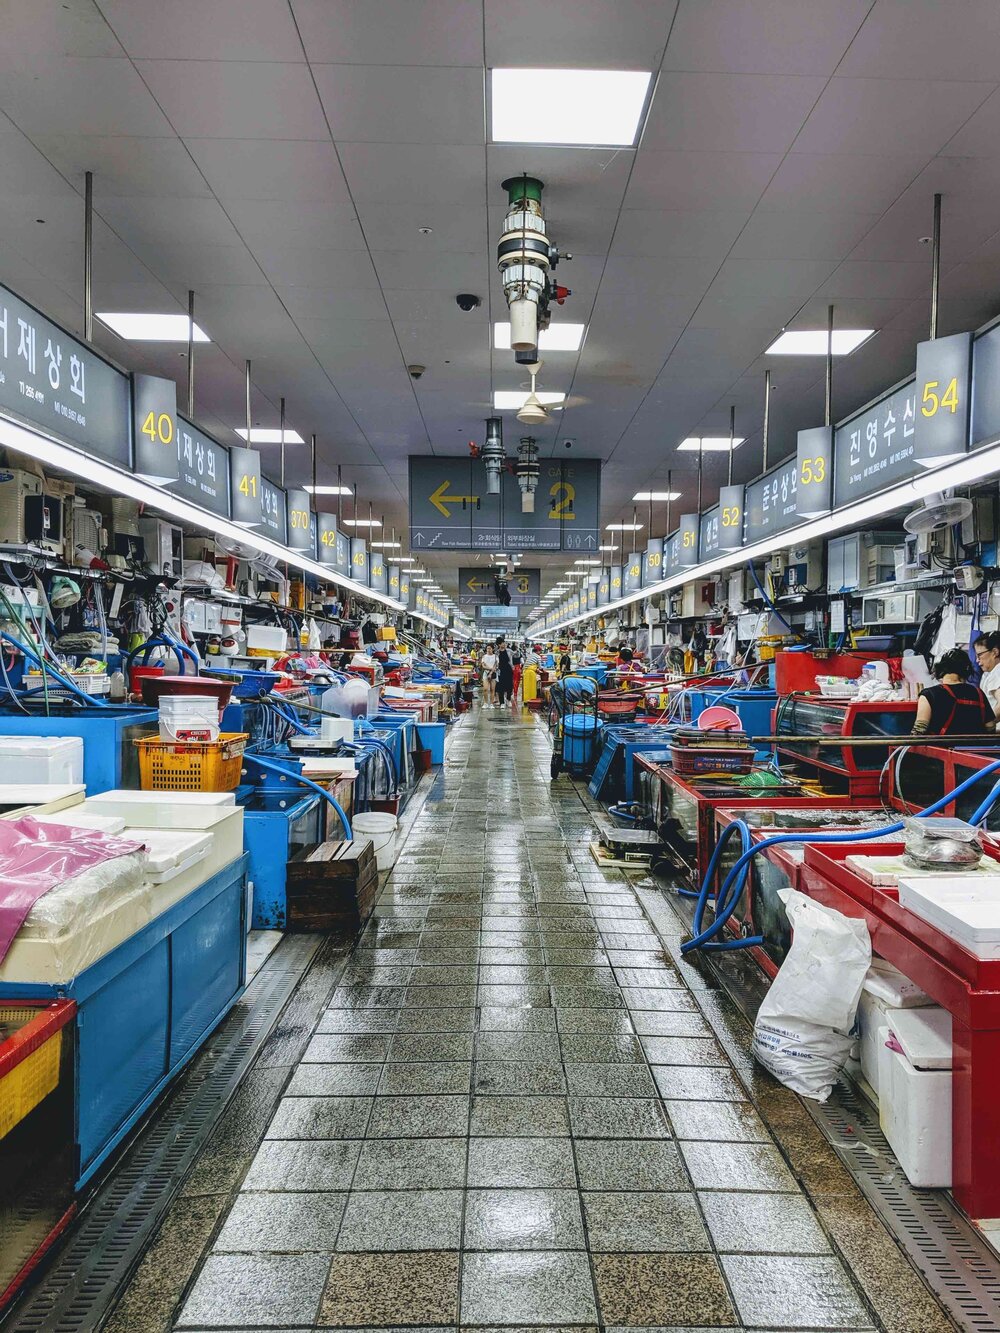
[913, 648, 996, 736]
[496, 644, 515, 706]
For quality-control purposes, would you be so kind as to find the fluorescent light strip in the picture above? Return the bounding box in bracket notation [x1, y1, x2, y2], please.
[677, 437, 745, 453]
[305, 484, 353, 495]
[633, 491, 681, 502]
[494, 322, 585, 352]
[491, 68, 651, 148]
[544, 436, 1000, 633]
[342, 518, 382, 528]
[235, 428, 305, 445]
[766, 329, 875, 356]
[97, 312, 210, 343]
[607, 522, 643, 531]
[0, 415, 406, 612]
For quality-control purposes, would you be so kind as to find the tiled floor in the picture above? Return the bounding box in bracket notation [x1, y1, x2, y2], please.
[172, 702, 935, 1331]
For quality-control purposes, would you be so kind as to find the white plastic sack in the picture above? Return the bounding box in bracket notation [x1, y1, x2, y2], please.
[752, 889, 871, 1102]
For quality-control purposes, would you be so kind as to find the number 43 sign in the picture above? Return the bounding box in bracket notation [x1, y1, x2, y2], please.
[914, 332, 972, 468]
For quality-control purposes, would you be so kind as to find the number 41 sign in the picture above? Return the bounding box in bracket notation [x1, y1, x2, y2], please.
[914, 332, 972, 469]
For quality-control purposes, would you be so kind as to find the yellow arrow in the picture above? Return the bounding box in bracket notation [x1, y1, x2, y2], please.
[430, 480, 479, 518]
[466, 576, 492, 591]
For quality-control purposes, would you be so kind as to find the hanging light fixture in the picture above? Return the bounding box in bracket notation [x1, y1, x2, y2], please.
[481, 416, 505, 495]
[516, 436, 540, 512]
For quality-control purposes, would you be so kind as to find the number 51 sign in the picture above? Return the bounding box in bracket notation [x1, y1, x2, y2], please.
[914, 331, 972, 468]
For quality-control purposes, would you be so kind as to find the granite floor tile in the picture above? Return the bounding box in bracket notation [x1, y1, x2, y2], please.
[461, 1251, 598, 1325]
[316, 1007, 401, 1035]
[377, 1061, 472, 1096]
[583, 1190, 709, 1252]
[564, 1063, 657, 1099]
[478, 983, 553, 1008]
[339, 965, 414, 987]
[560, 1033, 644, 1064]
[592, 1252, 736, 1328]
[475, 1060, 567, 1096]
[556, 1009, 635, 1035]
[681, 1140, 798, 1192]
[302, 1032, 391, 1063]
[265, 1096, 373, 1141]
[700, 1191, 831, 1253]
[479, 1006, 558, 1032]
[213, 1190, 346, 1253]
[613, 966, 684, 989]
[320, 1251, 460, 1326]
[177, 1252, 331, 1328]
[353, 1136, 467, 1189]
[330, 984, 408, 1009]
[652, 1066, 747, 1102]
[394, 1006, 477, 1032]
[476, 1031, 562, 1063]
[468, 1137, 577, 1188]
[721, 1253, 871, 1329]
[568, 1096, 671, 1140]
[285, 1062, 382, 1097]
[386, 1031, 474, 1062]
[640, 1036, 729, 1066]
[665, 1099, 772, 1142]
[575, 1138, 687, 1191]
[242, 1139, 361, 1191]
[550, 985, 626, 1010]
[464, 1189, 585, 1250]
[403, 984, 478, 1008]
[366, 1094, 470, 1139]
[336, 1189, 464, 1251]
[630, 1010, 713, 1038]
[470, 1095, 571, 1138]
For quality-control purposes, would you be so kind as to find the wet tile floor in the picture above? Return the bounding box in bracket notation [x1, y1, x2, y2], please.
[172, 703, 930, 1331]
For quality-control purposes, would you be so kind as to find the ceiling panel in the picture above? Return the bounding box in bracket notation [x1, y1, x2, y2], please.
[663, 0, 871, 75]
[642, 72, 825, 153]
[624, 149, 781, 212]
[252, 244, 380, 289]
[185, 139, 354, 203]
[815, 260, 933, 301]
[837, 0, 1000, 81]
[360, 204, 487, 254]
[293, 0, 484, 66]
[609, 209, 747, 260]
[314, 64, 484, 145]
[227, 199, 365, 251]
[97, 0, 303, 61]
[35, 133, 213, 198]
[0, 57, 173, 136]
[338, 143, 485, 205]
[942, 87, 1000, 157]
[487, 145, 635, 210]
[793, 78, 994, 156]
[136, 60, 328, 140]
[484, 0, 676, 69]
[731, 209, 880, 261]
[0, 0, 124, 59]
[758, 151, 929, 214]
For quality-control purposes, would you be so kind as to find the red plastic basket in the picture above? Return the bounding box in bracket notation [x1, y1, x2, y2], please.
[669, 743, 755, 776]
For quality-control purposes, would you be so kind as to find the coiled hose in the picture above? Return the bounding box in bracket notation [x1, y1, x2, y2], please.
[241, 752, 352, 841]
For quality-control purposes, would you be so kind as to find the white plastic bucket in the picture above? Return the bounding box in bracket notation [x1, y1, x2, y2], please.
[353, 812, 398, 871]
[158, 694, 221, 742]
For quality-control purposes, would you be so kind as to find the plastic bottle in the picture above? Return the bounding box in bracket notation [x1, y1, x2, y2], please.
[109, 669, 127, 702]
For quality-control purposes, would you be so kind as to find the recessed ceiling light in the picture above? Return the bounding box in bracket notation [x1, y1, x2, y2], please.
[342, 518, 382, 527]
[370, 540, 401, 548]
[573, 559, 601, 565]
[677, 437, 745, 452]
[235, 427, 306, 445]
[494, 390, 566, 410]
[494, 322, 585, 352]
[598, 544, 619, 551]
[97, 312, 210, 343]
[765, 329, 875, 356]
[305, 484, 353, 495]
[606, 522, 643, 531]
[633, 490, 681, 501]
[491, 68, 651, 147]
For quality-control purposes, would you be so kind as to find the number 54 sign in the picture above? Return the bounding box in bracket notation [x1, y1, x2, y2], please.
[914, 331, 972, 468]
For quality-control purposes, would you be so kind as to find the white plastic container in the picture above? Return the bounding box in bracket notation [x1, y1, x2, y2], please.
[897, 875, 1000, 959]
[352, 812, 397, 871]
[321, 715, 354, 744]
[158, 694, 221, 742]
[877, 1007, 953, 1187]
[0, 736, 83, 784]
[246, 625, 287, 655]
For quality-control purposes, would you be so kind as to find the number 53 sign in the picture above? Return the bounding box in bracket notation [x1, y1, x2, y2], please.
[914, 332, 972, 468]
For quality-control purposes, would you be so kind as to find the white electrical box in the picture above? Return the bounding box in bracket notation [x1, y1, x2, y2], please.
[140, 517, 183, 577]
[681, 581, 712, 617]
[183, 600, 223, 635]
[783, 541, 823, 593]
[861, 589, 940, 626]
[827, 532, 904, 591]
[0, 469, 63, 554]
[727, 569, 749, 614]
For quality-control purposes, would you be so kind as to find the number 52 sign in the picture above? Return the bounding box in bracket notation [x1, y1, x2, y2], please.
[914, 332, 972, 468]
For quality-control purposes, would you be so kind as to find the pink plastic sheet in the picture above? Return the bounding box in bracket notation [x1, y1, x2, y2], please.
[0, 818, 144, 963]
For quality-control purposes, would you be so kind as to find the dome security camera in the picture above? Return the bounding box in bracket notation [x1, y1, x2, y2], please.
[407, 364, 426, 379]
[456, 293, 482, 312]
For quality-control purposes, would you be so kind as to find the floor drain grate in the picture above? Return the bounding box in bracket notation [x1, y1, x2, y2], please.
[3, 934, 331, 1333]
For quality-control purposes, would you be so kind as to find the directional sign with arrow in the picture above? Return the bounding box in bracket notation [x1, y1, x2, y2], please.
[456, 566, 540, 607]
[430, 480, 480, 518]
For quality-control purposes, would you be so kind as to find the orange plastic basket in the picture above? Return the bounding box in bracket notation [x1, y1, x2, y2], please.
[135, 732, 248, 792]
[0, 1002, 75, 1140]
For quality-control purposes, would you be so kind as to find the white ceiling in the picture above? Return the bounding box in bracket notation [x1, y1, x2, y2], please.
[3, 1, 1000, 599]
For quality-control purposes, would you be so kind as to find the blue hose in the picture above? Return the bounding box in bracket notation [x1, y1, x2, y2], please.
[0, 630, 108, 707]
[681, 758, 1000, 956]
[268, 698, 311, 735]
[748, 560, 792, 632]
[241, 752, 352, 840]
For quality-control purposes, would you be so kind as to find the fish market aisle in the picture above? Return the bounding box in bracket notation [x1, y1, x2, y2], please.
[122, 704, 949, 1332]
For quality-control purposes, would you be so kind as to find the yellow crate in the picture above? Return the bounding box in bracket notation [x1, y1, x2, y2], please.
[0, 1004, 70, 1140]
[135, 732, 248, 792]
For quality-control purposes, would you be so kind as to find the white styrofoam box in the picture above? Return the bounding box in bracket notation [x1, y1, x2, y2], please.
[140, 829, 211, 884]
[0, 784, 85, 816]
[857, 991, 903, 1095]
[37, 812, 127, 834]
[897, 875, 1000, 959]
[0, 736, 83, 785]
[246, 625, 287, 654]
[85, 790, 234, 828]
[889, 1006, 952, 1070]
[878, 1025, 952, 1187]
[863, 957, 933, 1008]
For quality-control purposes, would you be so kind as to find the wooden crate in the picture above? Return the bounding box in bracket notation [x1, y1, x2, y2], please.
[286, 838, 378, 933]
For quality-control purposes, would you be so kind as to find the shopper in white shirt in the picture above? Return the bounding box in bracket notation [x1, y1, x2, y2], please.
[480, 647, 498, 707]
[974, 632, 1000, 717]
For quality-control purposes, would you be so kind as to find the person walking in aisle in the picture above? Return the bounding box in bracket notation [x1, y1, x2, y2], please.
[480, 644, 498, 707]
[496, 642, 515, 706]
[511, 642, 523, 702]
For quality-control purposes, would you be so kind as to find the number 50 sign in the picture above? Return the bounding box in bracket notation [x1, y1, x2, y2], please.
[914, 332, 972, 468]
